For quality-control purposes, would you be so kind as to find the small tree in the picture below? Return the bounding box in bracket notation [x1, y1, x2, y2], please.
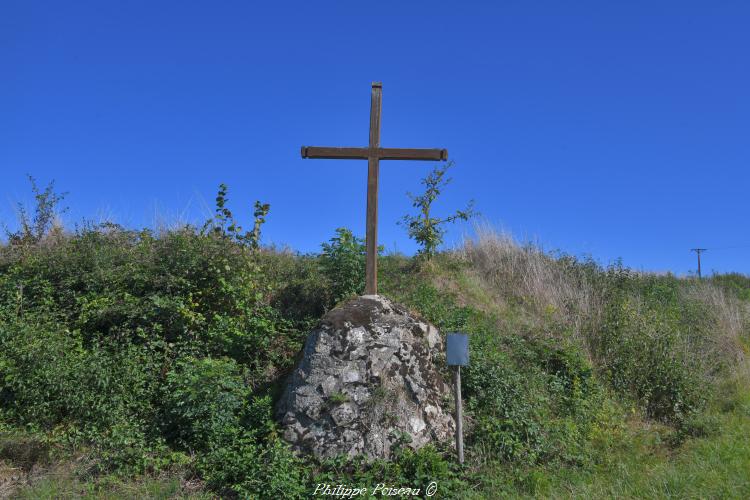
[202, 183, 269, 251]
[400, 161, 475, 259]
[250, 201, 270, 252]
[6, 175, 68, 244]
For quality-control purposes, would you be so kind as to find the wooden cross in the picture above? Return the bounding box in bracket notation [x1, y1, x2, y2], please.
[301, 82, 448, 295]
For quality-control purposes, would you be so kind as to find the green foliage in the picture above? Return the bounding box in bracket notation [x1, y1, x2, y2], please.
[400, 161, 475, 258]
[320, 227, 366, 304]
[400, 281, 475, 331]
[313, 445, 467, 498]
[196, 403, 307, 499]
[379, 261, 607, 469]
[460, 335, 600, 467]
[251, 200, 271, 251]
[199, 434, 307, 499]
[465, 348, 546, 464]
[0, 315, 175, 475]
[0, 317, 155, 438]
[262, 251, 328, 325]
[5, 175, 68, 245]
[0, 181, 747, 497]
[597, 298, 705, 424]
[202, 183, 270, 250]
[163, 357, 250, 451]
[0, 217, 314, 486]
[327, 392, 350, 405]
[711, 272, 750, 301]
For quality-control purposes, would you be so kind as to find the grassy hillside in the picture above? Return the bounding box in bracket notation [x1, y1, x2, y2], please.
[1, 216, 748, 498]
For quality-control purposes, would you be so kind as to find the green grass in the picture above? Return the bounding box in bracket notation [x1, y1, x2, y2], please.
[9, 403, 750, 500]
[1, 217, 748, 498]
[459, 388, 750, 499]
[15, 475, 212, 499]
[552, 396, 750, 499]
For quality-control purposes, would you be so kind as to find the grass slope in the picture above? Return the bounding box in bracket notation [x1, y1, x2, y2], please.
[1, 221, 748, 499]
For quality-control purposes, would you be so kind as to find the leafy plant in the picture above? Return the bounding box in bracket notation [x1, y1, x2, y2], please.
[328, 392, 350, 405]
[597, 298, 705, 424]
[5, 175, 68, 245]
[0, 180, 747, 498]
[399, 161, 475, 259]
[203, 183, 269, 250]
[251, 200, 271, 251]
[162, 357, 249, 451]
[320, 227, 366, 304]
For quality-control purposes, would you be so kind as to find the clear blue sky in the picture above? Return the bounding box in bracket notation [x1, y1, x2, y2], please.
[2, 1, 749, 275]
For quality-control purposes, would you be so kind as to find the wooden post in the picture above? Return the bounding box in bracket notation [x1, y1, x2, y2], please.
[691, 248, 707, 279]
[455, 365, 464, 464]
[300, 83, 447, 296]
[365, 82, 382, 295]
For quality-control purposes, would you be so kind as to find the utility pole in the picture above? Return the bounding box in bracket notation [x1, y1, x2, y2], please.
[691, 248, 707, 279]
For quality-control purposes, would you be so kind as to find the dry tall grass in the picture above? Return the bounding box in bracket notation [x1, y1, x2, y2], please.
[456, 224, 749, 376]
[456, 224, 603, 337]
[680, 281, 748, 373]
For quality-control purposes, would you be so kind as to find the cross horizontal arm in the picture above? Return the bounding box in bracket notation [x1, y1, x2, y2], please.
[301, 146, 448, 161]
[301, 146, 369, 159]
[378, 148, 448, 161]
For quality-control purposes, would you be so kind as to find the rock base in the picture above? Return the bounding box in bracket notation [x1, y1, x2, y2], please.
[276, 295, 454, 459]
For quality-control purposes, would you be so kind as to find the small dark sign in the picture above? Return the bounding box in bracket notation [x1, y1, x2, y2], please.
[446, 333, 469, 366]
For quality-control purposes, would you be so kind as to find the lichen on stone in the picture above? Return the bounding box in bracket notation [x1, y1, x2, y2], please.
[276, 295, 455, 459]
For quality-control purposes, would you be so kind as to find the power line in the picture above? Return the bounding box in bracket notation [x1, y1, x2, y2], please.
[701, 244, 750, 251]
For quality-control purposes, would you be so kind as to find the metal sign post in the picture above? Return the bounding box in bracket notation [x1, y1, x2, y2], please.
[446, 333, 469, 465]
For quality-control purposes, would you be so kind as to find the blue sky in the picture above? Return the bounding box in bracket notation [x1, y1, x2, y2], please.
[2, 1, 749, 274]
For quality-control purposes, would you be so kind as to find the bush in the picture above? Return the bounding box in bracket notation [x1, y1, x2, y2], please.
[710, 273, 750, 301]
[196, 408, 307, 498]
[464, 346, 547, 464]
[0, 317, 158, 436]
[0, 192, 746, 497]
[320, 228, 366, 305]
[313, 445, 466, 498]
[5, 175, 67, 245]
[597, 298, 705, 423]
[461, 330, 606, 467]
[162, 357, 250, 452]
[262, 251, 328, 325]
[400, 161, 475, 259]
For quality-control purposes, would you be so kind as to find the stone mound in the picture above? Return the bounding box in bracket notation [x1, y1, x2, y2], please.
[276, 295, 454, 459]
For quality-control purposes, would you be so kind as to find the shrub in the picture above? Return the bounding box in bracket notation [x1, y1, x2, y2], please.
[460, 329, 606, 467]
[313, 445, 466, 498]
[5, 175, 68, 245]
[0, 316, 161, 464]
[202, 183, 270, 250]
[400, 161, 475, 259]
[464, 347, 546, 464]
[262, 251, 328, 325]
[597, 298, 705, 423]
[320, 228, 366, 305]
[162, 357, 250, 452]
[196, 410, 307, 498]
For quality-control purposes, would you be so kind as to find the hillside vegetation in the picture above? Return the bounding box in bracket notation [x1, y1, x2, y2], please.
[1, 203, 749, 498]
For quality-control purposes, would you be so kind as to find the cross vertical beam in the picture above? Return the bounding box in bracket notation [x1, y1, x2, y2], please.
[366, 83, 382, 294]
[300, 83, 448, 297]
